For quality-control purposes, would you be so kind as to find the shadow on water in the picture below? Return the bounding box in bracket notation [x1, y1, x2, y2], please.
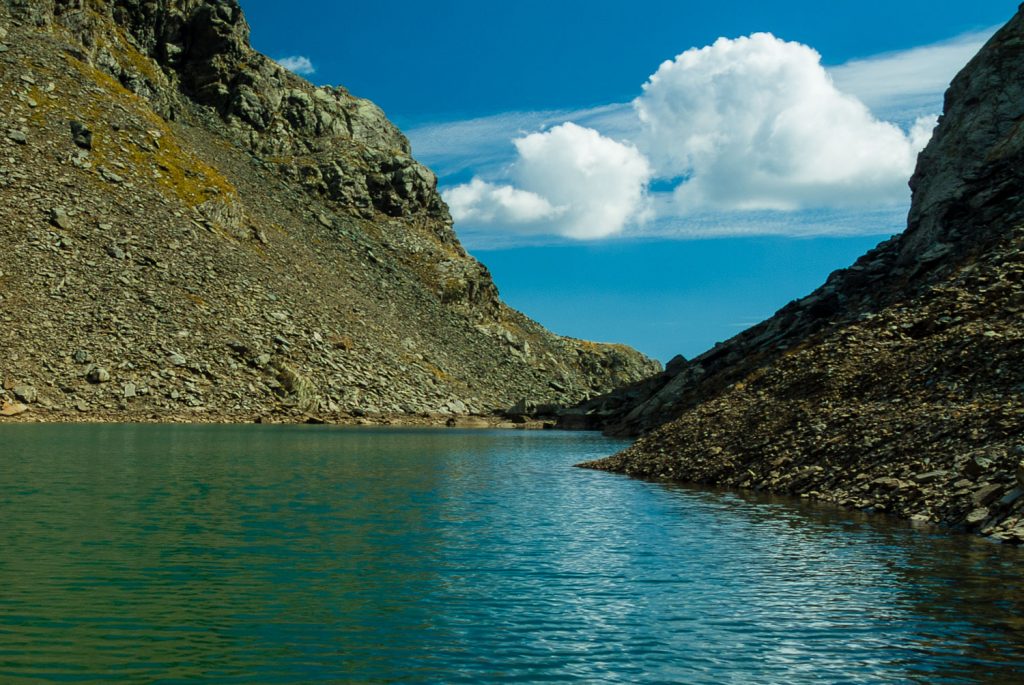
[0, 424, 1022, 683]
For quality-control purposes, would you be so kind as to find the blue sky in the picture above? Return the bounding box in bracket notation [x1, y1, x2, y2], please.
[239, 0, 1018, 362]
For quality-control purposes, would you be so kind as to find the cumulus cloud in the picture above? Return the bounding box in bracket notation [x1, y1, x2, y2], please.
[635, 33, 932, 213]
[431, 30, 987, 244]
[443, 123, 651, 239]
[276, 55, 316, 75]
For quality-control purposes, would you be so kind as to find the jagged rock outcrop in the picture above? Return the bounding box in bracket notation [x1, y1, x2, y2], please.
[0, 0, 659, 423]
[581, 7, 1024, 542]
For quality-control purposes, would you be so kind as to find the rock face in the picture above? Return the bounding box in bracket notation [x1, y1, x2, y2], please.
[580, 8, 1024, 542]
[0, 0, 659, 422]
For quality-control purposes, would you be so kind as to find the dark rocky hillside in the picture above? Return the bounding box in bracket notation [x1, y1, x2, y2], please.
[580, 7, 1024, 542]
[0, 0, 659, 423]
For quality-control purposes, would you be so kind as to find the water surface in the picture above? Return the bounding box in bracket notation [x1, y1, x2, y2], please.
[1, 425, 1022, 683]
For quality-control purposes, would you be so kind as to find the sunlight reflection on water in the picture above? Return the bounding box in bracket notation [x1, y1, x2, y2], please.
[0, 424, 1022, 683]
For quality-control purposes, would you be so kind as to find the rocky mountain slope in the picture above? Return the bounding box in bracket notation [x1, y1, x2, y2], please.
[0, 0, 658, 423]
[581, 7, 1024, 542]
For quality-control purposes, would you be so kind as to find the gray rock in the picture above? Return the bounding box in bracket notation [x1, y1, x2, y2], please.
[966, 507, 990, 525]
[168, 353, 187, 367]
[999, 487, 1024, 508]
[72, 349, 90, 364]
[507, 398, 536, 417]
[6, 130, 26, 144]
[914, 470, 950, 484]
[87, 366, 111, 384]
[12, 385, 37, 403]
[918, 243, 954, 263]
[50, 207, 70, 230]
[123, 382, 136, 398]
[69, 120, 93, 150]
[99, 167, 124, 184]
[445, 398, 468, 414]
[105, 245, 125, 259]
[962, 456, 989, 479]
[973, 483, 1004, 507]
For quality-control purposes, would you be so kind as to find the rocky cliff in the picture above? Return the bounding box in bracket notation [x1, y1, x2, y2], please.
[581, 7, 1024, 542]
[0, 0, 659, 422]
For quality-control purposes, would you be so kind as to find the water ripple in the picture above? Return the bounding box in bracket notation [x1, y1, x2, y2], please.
[1, 424, 1023, 683]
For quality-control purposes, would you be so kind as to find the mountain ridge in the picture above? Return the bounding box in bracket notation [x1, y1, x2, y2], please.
[0, 0, 660, 423]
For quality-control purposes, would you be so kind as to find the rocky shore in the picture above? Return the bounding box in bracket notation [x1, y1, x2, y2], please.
[0, 403, 560, 430]
[581, 6, 1024, 543]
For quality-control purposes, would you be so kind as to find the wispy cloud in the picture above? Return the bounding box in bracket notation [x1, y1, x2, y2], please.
[408, 103, 635, 179]
[829, 29, 995, 123]
[276, 55, 316, 76]
[409, 28, 994, 247]
[457, 206, 909, 251]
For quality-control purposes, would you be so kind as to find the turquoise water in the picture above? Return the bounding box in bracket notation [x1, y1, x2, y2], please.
[0, 425, 1022, 683]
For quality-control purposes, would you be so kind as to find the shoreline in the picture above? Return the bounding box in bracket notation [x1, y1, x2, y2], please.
[577, 461, 1020, 544]
[0, 407, 560, 431]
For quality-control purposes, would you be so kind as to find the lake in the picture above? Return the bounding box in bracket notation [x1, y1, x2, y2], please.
[1, 424, 1022, 683]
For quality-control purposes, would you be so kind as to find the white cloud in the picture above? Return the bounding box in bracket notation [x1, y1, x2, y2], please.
[276, 55, 316, 76]
[443, 123, 651, 239]
[444, 178, 561, 225]
[635, 33, 931, 213]
[425, 29, 990, 245]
